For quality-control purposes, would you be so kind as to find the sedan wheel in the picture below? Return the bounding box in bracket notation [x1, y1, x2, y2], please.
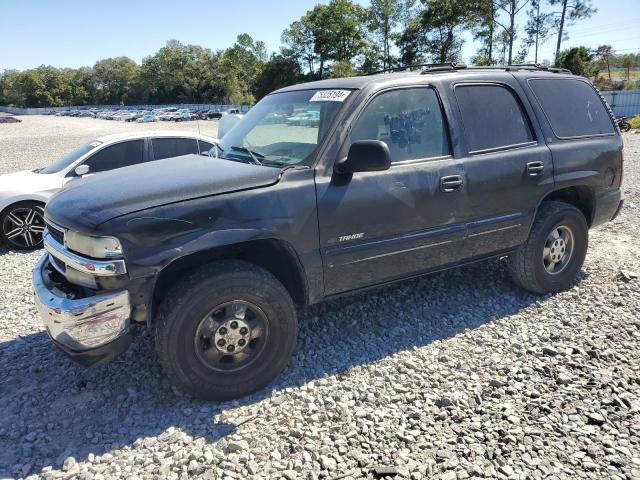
[1, 203, 46, 250]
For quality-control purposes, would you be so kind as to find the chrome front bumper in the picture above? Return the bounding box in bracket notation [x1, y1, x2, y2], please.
[33, 254, 132, 362]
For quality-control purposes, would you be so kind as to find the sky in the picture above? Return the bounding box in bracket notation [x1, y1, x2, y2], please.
[1, 0, 639, 71]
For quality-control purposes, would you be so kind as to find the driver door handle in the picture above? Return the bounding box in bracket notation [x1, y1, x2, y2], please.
[440, 175, 464, 192]
[527, 161, 545, 176]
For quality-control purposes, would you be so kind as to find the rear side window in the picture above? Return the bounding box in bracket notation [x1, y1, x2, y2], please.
[351, 87, 451, 162]
[455, 84, 534, 153]
[83, 140, 144, 173]
[529, 79, 615, 138]
[152, 138, 200, 160]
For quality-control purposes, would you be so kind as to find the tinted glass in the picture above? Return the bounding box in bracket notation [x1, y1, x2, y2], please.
[219, 89, 345, 166]
[198, 141, 214, 153]
[83, 140, 144, 173]
[152, 138, 199, 160]
[42, 141, 101, 174]
[529, 79, 615, 138]
[351, 88, 450, 162]
[455, 85, 534, 152]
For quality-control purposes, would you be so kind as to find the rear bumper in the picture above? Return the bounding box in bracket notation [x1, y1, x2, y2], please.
[592, 188, 624, 227]
[32, 254, 132, 367]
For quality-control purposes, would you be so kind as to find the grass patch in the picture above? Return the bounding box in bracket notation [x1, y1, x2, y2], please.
[629, 116, 640, 129]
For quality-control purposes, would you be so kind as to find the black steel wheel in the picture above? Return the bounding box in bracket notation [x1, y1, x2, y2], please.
[0, 202, 46, 250]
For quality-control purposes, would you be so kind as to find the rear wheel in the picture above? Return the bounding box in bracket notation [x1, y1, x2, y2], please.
[508, 201, 588, 294]
[155, 260, 298, 400]
[0, 201, 45, 250]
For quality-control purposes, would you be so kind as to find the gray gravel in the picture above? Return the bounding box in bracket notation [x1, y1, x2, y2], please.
[0, 119, 639, 480]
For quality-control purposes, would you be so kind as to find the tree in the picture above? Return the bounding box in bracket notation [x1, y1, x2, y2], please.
[469, 0, 498, 65]
[394, 0, 422, 66]
[93, 57, 139, 104]
[521, 0, 555, 63]
[368, 0, 403, 70]
[595, 45, 614, 81]
[419, 0, 473, 63]
[493, 0, 531, 65]
[254, 55, 302, 99]
[557, 46, 597, 77]
[549, 0, 596, 66]
[281, 19, 317, 76]
[621, 54, 635, 81]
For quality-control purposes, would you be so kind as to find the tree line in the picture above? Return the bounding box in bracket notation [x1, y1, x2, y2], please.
[2, 0, 638, 108]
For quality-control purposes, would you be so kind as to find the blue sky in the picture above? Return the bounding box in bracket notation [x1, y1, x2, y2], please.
[1, 0, 638, 71]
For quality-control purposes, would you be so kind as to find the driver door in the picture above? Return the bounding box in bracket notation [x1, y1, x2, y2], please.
[315, 86, 467, 295]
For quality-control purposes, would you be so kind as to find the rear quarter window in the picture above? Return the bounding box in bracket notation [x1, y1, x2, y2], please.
[528, 78, 616, 138]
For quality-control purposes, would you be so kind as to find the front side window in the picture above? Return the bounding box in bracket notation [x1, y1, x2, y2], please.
[351, 88, 451, 162]
[152, 138, 199, 160]
[529, 78, 616, 138]
[216, 89, 347, 167]
[455, 84, 534, 153]
[83, 140, 144, 174]
[198, 140, 214, 154]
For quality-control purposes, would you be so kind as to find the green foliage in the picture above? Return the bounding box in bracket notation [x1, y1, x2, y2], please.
[629, 116, 640, 129]
[557, 46, 598, 77]
[253, 55, 303, 99]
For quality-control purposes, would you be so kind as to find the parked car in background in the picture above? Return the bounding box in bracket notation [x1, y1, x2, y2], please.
[218, 110, 244, 138]
[0, 131, 216, 250]
[136, 114, 158, 123]
[0, 115, 21, 124]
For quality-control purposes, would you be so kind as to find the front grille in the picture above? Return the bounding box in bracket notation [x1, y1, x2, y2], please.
[46, 222, 65, 245]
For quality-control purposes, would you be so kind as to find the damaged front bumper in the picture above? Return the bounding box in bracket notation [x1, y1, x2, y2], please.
[32, 254, 132, 367]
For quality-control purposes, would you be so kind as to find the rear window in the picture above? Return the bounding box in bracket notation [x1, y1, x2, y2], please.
[152, 138, 200, 160]
[455, 84, 534, 153]
[529, 79, 615, 138]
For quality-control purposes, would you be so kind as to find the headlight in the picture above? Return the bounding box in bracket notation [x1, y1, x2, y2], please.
[65, 230, 123, 259]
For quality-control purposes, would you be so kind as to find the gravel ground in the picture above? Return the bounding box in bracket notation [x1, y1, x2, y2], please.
[0, 120, 639, 480]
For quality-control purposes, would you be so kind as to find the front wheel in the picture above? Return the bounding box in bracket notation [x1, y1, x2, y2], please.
[154, 260, 298, 400]
[508, 201, 588, 294]
[0, 201, 46, 250]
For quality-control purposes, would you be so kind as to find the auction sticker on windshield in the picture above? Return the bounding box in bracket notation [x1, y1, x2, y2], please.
[309, 90, 351, 102]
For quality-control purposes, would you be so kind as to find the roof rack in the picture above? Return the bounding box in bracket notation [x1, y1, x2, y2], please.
[367, 62, 467, 76]
[366, 62, 572, 76]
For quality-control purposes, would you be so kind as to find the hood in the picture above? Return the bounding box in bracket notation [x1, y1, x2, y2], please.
[0, 170, 63, 194]
[45, 155, 281, 230]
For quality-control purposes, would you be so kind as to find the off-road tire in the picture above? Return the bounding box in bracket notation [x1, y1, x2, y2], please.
[155, 260, 298, 401]
[508, 201, 588, 294]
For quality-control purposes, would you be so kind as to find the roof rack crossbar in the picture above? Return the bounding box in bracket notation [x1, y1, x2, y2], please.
[367, 62, 467, 76]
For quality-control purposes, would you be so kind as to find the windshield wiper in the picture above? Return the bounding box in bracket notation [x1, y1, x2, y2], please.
[229, 146, 264, 165]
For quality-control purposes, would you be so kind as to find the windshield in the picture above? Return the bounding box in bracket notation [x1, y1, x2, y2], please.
[215, 89, 350, 167]
[40, 141, 101, 174]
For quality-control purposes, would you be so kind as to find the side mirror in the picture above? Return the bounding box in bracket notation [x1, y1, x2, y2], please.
[335, 140, 391, 174]
[74, 164, 90, 176]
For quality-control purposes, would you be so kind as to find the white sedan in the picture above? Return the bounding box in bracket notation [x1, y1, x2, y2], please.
[0, 131, 217, 250]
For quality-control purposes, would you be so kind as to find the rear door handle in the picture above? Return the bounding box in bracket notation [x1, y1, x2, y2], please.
[440, 175, 463, 192]
[527, 161, 545, 176]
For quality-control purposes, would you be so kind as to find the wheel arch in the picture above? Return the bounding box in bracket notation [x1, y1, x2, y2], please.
[151, 238, 309, 322]
[538, 185, 595, 227]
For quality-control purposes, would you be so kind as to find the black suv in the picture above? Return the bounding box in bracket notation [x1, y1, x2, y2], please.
[33, 64, 624, 400]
